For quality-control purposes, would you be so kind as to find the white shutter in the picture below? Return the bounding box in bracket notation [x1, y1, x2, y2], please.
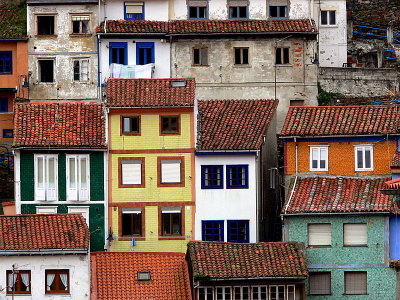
[308, 224, 331, 246]
[344, 224, 367, 246]
[122, 207, 141, 214]
[161, 159, 181, 183]
[122, 160, 142, 185]
[46, 156, 58, 201]
[35, 155, 46, 200]
[161, 206, 181, 214]
[78, 156, 90, 201]
[126, 2, 143, 13]
[66, 156, 78, 201]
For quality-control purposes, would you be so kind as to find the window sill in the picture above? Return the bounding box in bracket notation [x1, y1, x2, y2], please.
[121, 132, 141, 136]
[158, 183, 185, 188]
[0, 72, 12, 75]
[6, 293, 32, 295]
[343, 294, 368, 296]
[355, 169, 374, 172]
[269, 17, 288, 19]
[35, 35, 58, 38]
[70, 33, 92, 37]
[160, 132, 180, 136]
[118, 236, 145, 241]
[309, 294, 332, 296]
[310, 169, 329, 172]
[191, 64, 210, 67]
[72, 81, 90, 84]
[343, 245, 368, 248]
[275, 64, 293, 67]
[37, 82, 56, 85]
[159, 236, 186, 240]
[308, 245, 332, 248]
[233, 64, 251, 68]
[320, 25, 338, 28]
[201, 186, 224, 189]
[118, 184, 146, 188]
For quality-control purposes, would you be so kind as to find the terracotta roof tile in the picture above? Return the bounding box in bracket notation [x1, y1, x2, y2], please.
[381, 178, 400, 195]
[106, 78, 195, 107]
[392, 151, 400, 167]
[97, 19, 317, 34]
[283, 176, 397, 214]
[281, 105, 400, 137]
[0, 214, 89, 251]
[197, 99, 278, 150]
[13, 102, 106, 148]
[187, 241, 308, 279]
[91, 252, 191, 300]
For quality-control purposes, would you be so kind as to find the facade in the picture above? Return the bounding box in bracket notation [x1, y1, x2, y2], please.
[90, 252, 191, 299]
[26, 0, 99, 101]
[0, 214, 90, 300]
[187, 241, 308, 300]
[195, 99, 279, 243]
[13, 102, 107, 252]
[106, 78, 195, 253]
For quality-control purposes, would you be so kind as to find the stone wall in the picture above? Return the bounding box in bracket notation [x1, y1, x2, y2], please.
[319, 67, 399, 97]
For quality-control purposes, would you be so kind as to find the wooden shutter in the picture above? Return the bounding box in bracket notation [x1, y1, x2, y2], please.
[309, 272, 331, 295]
[345, 272, 367, 294]
[344, 224, 367, 246]
[161, 159, 181, 183]
[308, 224, 331, 246]
[122, 160, 142, 185]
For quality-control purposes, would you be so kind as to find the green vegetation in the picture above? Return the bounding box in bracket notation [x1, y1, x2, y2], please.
[0, 0, 27, 39]
[317, 83, 344, 106]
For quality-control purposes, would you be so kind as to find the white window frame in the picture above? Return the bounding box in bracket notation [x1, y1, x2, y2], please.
[68, 206, 90, 225]
[269, 285, 285, 300]
[287, 285, 295, 300]
[354, 145, 373, 171]
[216, 286, 232, 300]
[343, 223, 368, 247]
[73, 58, 89, 82]
[309, 146, 328, 171]
[233, 286, 250, 299]
[308, 223, 332, 247]
[66, 154, 90, 201]
[320, 10, 336, 26]
[34, 154, 58, 201]
[197, 287, 214, 300]
[71, 14, 90, 34]
[36, 206, 57, 214]
[251, 286, 268, 300]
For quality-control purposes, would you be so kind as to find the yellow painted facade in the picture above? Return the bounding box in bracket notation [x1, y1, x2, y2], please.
[109, 108, 195, 253]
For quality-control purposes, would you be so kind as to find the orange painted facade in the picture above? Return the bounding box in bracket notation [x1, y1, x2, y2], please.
[284, 140, 396, 176]
[0, 40, 28, 144]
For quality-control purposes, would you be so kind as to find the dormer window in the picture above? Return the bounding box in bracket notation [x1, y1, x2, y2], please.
[125, 2, 144, 20]
[138, 271, 151, 281]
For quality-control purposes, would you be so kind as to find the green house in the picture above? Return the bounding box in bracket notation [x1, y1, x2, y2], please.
[282, 176, 397, 300]
[13, 102, 107, 252]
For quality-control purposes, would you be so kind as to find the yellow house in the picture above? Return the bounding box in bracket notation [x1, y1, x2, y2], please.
[106, 78, 195, 252]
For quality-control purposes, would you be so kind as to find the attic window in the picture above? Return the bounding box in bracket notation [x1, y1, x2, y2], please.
[171, 80, 186, 88]
[137, 271, 151, 281]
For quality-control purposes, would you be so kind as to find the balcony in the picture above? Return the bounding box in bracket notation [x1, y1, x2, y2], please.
[109, 63, 154, 79]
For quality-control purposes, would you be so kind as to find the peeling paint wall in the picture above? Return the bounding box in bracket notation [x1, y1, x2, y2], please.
[27, 4, 98, 101]
[171, 38, 318, 130]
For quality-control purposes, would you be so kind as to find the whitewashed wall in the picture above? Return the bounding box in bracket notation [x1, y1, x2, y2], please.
[101, 0, 169, 21]
[195, 155, 258, 242]
[0, 254, 89, 300]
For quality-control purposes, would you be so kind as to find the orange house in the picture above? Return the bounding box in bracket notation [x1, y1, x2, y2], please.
[280, 106, 399, 180]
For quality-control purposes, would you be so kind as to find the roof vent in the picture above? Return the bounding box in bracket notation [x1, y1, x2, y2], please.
[171, 80, 186, 88]
[137, 271, 151, 281]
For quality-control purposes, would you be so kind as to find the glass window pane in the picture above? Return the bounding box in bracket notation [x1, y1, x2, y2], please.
[80, 157, 87, 187]
[123, 117, 130, 132]
[321, 11, 328, 25]
[48, 158, 55, 188]
[357, 149, 363, 169]
[38, 157, 44, 188]
[365, 149, 371, 168]
[329, 11, 336, 24]
[69, 157, 76, 188]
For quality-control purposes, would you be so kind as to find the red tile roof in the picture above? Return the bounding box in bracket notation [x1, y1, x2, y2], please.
[197, 99, 278, 150]
[187, 241, 308, 280]
[90, 252, 191, 300]
[381, 178, 400, 195]
[106, 78, 195, 107]
[392, 151, 400, 168]
[281, 105, 400, 137]
[0, 214, 89, 252]
[13, 102, 106, 148]
[283, 176, 397, 214]
[97, 19, 317, 34]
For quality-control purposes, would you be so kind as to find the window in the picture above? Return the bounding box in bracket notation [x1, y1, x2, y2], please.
[2, 129, 13, 138]
[125, 2, 144, 20]
[0, 51, 12, 74]
[119, 158, 145, 188]
[275, 48, 290, 65]
[122, 116, 140, 135]
[36, 206, 57, 214]
[310, 146, 328, 171]
[159, 158, 183, 186]
[229, 6, 248, 19]
[137, 271, 151, 281]
[227, 220, 249, 243]
[109, 42, 127, 65]
[269, 285, 285, 300]
[234, 47, 249, 65]
[0, 98, 8, 112]
[73, 59, 89, 81]
[321, 10, 336, 25]
[290, 99, 304, 106]
[193, 47, 209, 66]
[160, 115, 180, 134]
[6, 270, 31, 295]
[355, 145, 373, 171]
[121, 208, 143, 236]
[189, 6, 207, 19]
[216, 287, 232, 300]
[39, 59, 54, 83]
[201, 165, 223, 189]
[198, 287, 214, 300]
[161, 207, 182, 236]
[68, 206, 89, 225]
[252, 286, 267, 300]
[45, 270, 69, 294]
[309, 272, 331, 295]
[234, 286, 250, 299]
[226, 165, 248, 189]
[202, 221, 224, 241]
[344, 271, 367, 295]
[35, 154, 58, 201]
[270, 6, 287, 18]
[136, 42, 154, 65]
[37, 15, 55, 35]
[344, 223, 367, 247]
[308, 224, 331, 247]
[71, 15, 89, 34]
[287, 285, 295, 300]
[66, 155, 89, 201]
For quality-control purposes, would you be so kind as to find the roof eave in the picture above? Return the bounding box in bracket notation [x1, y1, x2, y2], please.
[12, 146, 107, 150]
[0, 248, 88, 255]
[201, 276, 308, 281]
[282, 211, 392, 216]
[279, 133, 398, 139]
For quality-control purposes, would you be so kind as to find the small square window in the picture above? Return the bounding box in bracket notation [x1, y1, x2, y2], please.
[234, 47, 249, 65]
[0, 98, 8, 112]
[121, 208, 143, 236]
[201, 165, 223, 189]
[321, 10, 336, 25]
[229, 6, 248, 19]
[39, 60, 54, 83]
[270, 6, 287, 18]
[226, 165, 248, 189]
[45, 269, 69, 294]
[227, 220, 249, 242]
[189, 6, 207, 19]
[125, 2, 144, 20]
[309, 272, 331, 295]
[71, 15, 90, 34]
[37, 15, 55, 35]
[73, 59, 89, 81]
[276, 48, 290, 65]
[202, 220, 224, 241]
[354, 145, 373, 171]
[308, 223, 331, 247]
[0, 52, 12, 74]
[3, 129, 13, 138]
[6, 270, 31, 295]
[161, 207, 182, 236]
[310, 146, 328, 171]
[344, 223, 367, 246]
[290, 99, 304, 106]
[193, 47, 209, 66]
[137, 271, 151, 281]
[160, 115, 180, 134]
[122, 116, 140, 135]
[344, 271, 367, 295]
[159, 158, 183, 185]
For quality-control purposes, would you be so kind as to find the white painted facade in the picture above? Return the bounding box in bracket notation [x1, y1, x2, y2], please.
[0, 254, 89, 300]
[100, 0, 169, 21]
[195, 154, 258, 243]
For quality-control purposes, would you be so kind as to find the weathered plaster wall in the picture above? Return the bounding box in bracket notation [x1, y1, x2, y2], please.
[319, 67, 399, 97]
[27, 4, 98, 100]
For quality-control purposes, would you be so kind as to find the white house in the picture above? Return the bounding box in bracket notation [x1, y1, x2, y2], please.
[195, 99, 279, 242]
[0, 214, 90, 300]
